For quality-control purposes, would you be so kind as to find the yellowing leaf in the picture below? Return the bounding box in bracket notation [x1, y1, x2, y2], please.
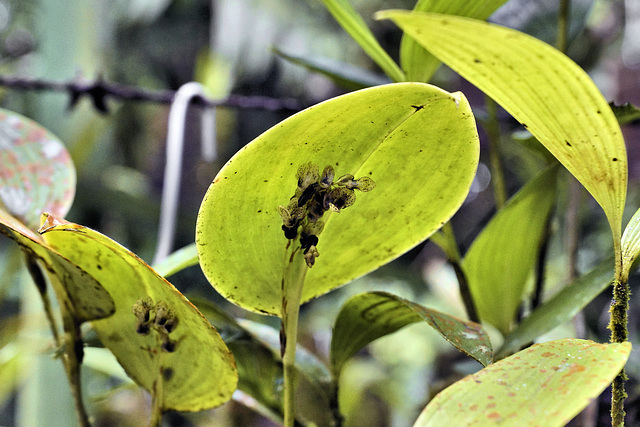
[400, 0, 510, 82]
[196, 83, 479, 316]
[463, 166, 558, 335]
[414, 339, 631, 427]
[0, 208, 114, 322]
[39, 214, 237, 412]
[377, 11, 627, 245]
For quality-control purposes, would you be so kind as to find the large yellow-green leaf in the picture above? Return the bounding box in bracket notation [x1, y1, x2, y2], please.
[399, 0, 509, 82]
[196, 83, 479, 316]
[0, 109, 75, 230]
[39, 214, 237, 412]
[377, 11, 628, 244]
[462, 166, 558, 335]
[320, 0, 405, 82]
[0, 208, 114, 322]
[331, 291, 492, 378]
[414, 339, 631, 427]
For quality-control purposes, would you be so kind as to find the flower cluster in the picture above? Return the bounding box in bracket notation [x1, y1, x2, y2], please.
[133, 297, 179, 352]
[278, 162, 375, 267]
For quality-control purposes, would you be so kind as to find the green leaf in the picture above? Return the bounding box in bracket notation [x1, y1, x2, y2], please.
[319, 0, 405, 82]
[414, 339, 631, 426]
[193, 297, 333, 426]
[0, 209, 115, 322]
[610, 102, 640, 126]
[462, 166, 558, 335]
[331, 291, 492, 378]
[399, 0, 509, 82]
[0, 109, 76, 230]
[39, 214, 238, 412]
[622, 207, 640, 279]
[273, 47, 390, 90]
[497, 259, 613, 359]
[151, 243, 198, 278]
[196, 83, 479, 316]
[377, 11, 628, 244]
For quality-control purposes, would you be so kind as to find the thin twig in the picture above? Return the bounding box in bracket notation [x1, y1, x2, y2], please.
[0, 75, 303, 112]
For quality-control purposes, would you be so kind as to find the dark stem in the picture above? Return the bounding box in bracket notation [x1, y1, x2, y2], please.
[609, 279, 630, 426]
[0, 75, 303, 113]
[451, 261, 479, 323]
[531, 216, 552, 310]
[484, 96, 507, 209]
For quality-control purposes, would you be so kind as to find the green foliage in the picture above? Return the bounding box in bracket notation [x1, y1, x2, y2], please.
[196, 83, 479, 316]
[0, 1, 637, 426]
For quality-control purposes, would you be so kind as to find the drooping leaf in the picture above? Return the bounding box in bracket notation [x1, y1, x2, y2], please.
[462, 166, 558, 335]
[0, 208, 115, 322]
[377, 11, 628, 245]
[273, 47, 390, 90]
[414, 339, 631, 427]
[319, 0, 405, 82]
[0, 109, 75, 230]
[196, 83, 479, 316]
[399, 0, 510, 82]
[331, 291, 492, 378]
[497, 259, 613, 359]
[39, 214, 237, 412]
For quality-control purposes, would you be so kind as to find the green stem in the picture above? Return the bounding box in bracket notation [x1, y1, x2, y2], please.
[556, 0, 570, 53]
[484, 96, 507, 209]
[280, 245, 309, 427]
[609, 229, 627, 426]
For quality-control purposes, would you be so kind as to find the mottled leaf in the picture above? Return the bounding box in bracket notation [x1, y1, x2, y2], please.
[39, 214, 237, 412]
[331, 291, 492, 378]
[414, 339, 631, 426]
[196, 83, 479, 316]
[0, 109, 75, 230]
[463, 166, 558, 335]
[377, 11, 627, 245]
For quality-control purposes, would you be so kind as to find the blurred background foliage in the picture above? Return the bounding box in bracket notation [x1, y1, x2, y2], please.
[0, 0, 639, 426]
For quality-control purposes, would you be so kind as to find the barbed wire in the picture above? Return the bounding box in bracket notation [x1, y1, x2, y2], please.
[0, 75, 304, 113]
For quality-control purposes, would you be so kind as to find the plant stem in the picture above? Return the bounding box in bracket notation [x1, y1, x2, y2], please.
[280, 245, 309, 427]
[484, 96, 507, 209]
[609, 229, 627, 426]
[557, 0, 570, 53]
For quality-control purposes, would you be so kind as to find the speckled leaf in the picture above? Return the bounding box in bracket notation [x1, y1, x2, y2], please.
[399, 0, 510, 82]
[497, 259, 613, 359]
[622, 207, 640, 278]
[39, 213, 237, 412]
[331, 291, 492, 378]
[414, 339, 631, 426]
[196, 83, 479, 316]
[463, 166, 558, 335]
[0, 208, 114, 322]
[377, 11, 628, 245]
[0, 109, 75, 230]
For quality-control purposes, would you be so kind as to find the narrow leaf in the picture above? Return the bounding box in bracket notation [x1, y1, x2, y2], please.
[152, 243, 198, 278]
[400, 0, 510, 82]
[39, 214, 238, 412]
[196, 83, 479, 316]
[331, 291, 492, 378]
[320, 0, 405, 82]
[497, 259, 613, 359]
[273, 47, 390, 90]
[0, 109, 75, 230]
[462, 166, 558, 335]
[415, 339, 631, 427]
[377, 11, 628, 244]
